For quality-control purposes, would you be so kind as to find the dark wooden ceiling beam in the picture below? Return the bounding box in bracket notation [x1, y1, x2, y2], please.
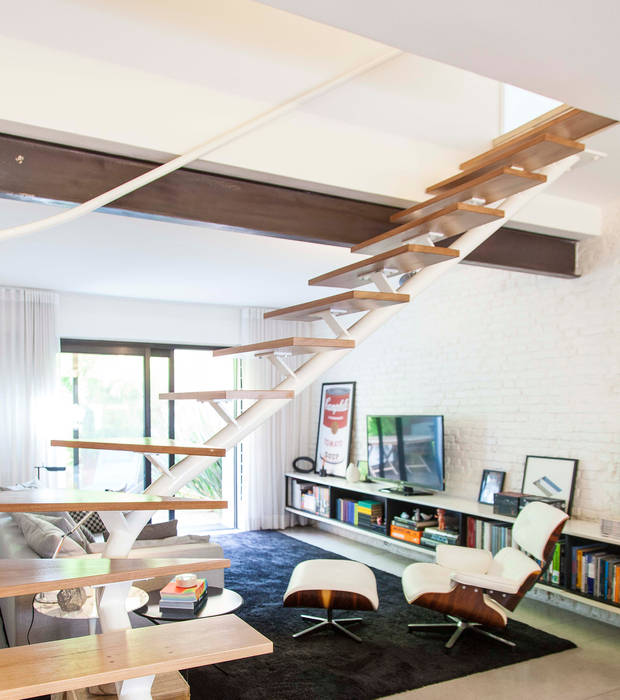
[0, 133, 577, 277]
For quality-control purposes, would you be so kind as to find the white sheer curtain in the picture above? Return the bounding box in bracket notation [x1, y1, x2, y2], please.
[0, 288, 58, 484]
[238, 307, 315, 531]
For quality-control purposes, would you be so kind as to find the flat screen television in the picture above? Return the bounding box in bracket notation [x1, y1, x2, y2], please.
[366, 415, 444, 495]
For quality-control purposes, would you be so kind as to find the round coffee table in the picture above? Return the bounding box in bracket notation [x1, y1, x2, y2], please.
[34, 585, 149, 634]
[135, 587, 243, 624]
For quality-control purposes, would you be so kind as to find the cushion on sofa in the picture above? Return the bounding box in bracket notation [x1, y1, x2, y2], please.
[11, 513, 86, 558]
[136, 519, 178, 540]
[0, 479, 40, 491]
[86, 534, 210, 554]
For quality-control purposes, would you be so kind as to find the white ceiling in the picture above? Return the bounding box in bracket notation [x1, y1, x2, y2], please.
[0, 198, 362, 308]
[259, 0, 620, 121]
[0, 0, 618, 306]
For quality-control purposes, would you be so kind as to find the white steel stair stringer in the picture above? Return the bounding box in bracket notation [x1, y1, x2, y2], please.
[97, 153, 578, 699]
[105, 153, 582, 552]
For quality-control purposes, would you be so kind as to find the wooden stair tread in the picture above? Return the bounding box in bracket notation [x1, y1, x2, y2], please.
[391, 167, 545, 224]
[465, 107, 617, 170]
[51, 437, 225, 457]
[309, 243, 459, 289]
[0, 489, 227, 512]
[426, 133, 584, 194]
[0, 615, 272, 700]
[264, 290, 410, 321]
[160, 390, 295, 401]
[0, 557, 230, 598]
[212, 337, 355, 357]
[352, 203, 503, 255]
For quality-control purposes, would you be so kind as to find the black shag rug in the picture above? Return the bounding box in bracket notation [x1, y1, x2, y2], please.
[187, 530, 575, 700]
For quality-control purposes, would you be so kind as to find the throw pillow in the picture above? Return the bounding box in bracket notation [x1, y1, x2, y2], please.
[136, 519, 178, 540]
[68, 510, 107, 535]
[36, 514, 90, 549]
[11, 513, 86, 558]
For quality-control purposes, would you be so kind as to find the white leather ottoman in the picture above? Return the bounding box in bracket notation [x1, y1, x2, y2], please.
[283, 559, 379, 642]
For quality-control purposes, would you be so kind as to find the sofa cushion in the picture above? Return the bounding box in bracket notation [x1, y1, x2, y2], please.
[136, 519, 178, 540]
[0, 479, 40, 491]
[87, 534, 210, 554]
[11, 513, 86, 558]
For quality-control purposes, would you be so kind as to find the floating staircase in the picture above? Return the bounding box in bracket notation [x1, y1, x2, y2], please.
[0, 488, 227, 512]
[264, 290, 410, 321]
[309, 243, 460, 289]
[160, 390, 295, 401]
[0, 616, 271, 700]
[426, 133, 584, 193]
[50, 437, 226, 458]
[6, 106, 609, 699]
[390, 167, 545, 223]
[0, 557, 230, 598]
[350, 205, 503, 255]
[212, 336, 355, 357]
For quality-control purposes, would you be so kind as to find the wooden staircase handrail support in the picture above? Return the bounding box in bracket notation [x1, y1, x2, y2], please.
[102, 153, 580, 560]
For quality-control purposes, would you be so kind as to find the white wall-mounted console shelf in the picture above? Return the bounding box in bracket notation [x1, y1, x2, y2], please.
[285, 472, 620, 618]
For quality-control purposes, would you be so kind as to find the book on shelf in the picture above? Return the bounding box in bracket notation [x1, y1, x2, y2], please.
[159, 590, 208, 615]
[390, 523, 422, 544]
[335, 498, 384, 530]
[422, 527, 460, 545]
[392, 516, 437, 530]
[466, 516, 512, 555]
[289, 479, 330, 516]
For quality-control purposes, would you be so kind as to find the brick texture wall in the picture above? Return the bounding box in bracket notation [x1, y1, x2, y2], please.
[313, 199, 620, 521]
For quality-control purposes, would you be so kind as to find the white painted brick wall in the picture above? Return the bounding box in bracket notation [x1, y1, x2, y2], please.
[313, 198, 620, 522]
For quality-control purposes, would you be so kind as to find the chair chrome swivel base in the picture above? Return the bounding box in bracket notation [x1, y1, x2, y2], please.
[293, 608, 364, 642]
[408, 615, 516, 650]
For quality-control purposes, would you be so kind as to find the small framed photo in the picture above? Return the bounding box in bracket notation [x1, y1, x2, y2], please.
[478, 469, 506, 505]
[315, 382, 355, 477]
[522, 456, 578, 513]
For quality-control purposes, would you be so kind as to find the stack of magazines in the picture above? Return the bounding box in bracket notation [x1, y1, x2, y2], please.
[159, 578, 207, 617]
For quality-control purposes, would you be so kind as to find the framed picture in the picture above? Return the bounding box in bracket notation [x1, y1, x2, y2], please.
[521, 455, 578, 513]
[315, 382, 355, 477]
[478, 469, 506, 505]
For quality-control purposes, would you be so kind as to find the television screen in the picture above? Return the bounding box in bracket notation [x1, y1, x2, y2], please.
[367, 415, 444, 492]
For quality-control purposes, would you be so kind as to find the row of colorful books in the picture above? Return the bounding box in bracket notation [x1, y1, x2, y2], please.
[419, 527, 460, 549]
[336, 498, 384, 532]
[540, 540, 566, 586]
[466, 517, 512, 555]
[160, 577, 207, 616]
[569, 543, 620, 601]
[288, 480, 330, 516]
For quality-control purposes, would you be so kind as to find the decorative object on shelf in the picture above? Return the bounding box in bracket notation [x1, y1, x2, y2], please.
[315, 381, 355, 478]
[175, 573, 198, 588]
[493, 491, 565, 517]
[292, 456, 316, 474]
[57, 586, 87, 612]
[601, 518, 620, 538]
[521, 455, 578, 513]
[436, 508, 446, 530]
[478, 469, 506, 505]
[356, 459, 369, 482]
[345, 462, 360, 483]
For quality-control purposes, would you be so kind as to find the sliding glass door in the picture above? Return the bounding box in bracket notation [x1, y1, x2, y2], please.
[55, 340, 237, 530]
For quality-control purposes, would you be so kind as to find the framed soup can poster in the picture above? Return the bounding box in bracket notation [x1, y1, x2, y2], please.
[315, 382, 356, 477]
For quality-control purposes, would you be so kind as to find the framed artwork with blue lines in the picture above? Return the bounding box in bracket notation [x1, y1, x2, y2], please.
[522, 455, 578, 514]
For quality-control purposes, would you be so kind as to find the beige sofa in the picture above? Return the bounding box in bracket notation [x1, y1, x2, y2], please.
[0, 513, 225, 646]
